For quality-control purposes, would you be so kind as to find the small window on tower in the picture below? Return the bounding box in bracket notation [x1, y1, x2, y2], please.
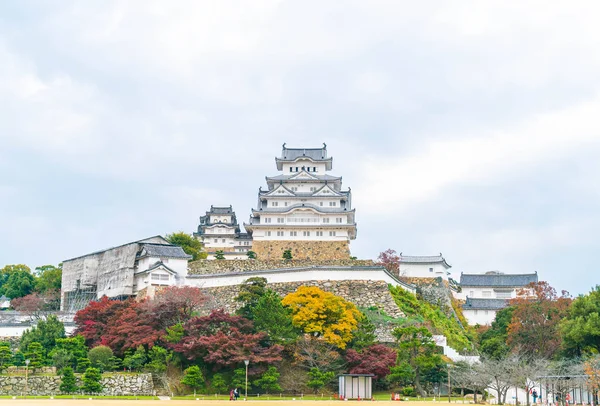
[429, 267, 433, 272]
[313, 167, 316, 172]
[289, 167, 293, 172]
[295, 167, 299, 172]
[266, 231, 271, 236]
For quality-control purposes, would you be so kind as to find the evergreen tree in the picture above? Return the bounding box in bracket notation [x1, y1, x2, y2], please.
[0, 343, 12, 371]
[230, 368, 246, 388]
[81, 367, 103, 393]
[76, 357, 91, 373]
[20, 315, 66, 356]
[252, 290, 297, 343]
[282, 249, 293, 260]
[253, 366, 282, 394]
[25, 341, 44, 370]
[50, 348, 73, 371]
[211, 373, 228, 394]
[348, 313, 377, 350]
[181, 365, 205, 393]
[146, 346, 171, 373]
[166, 232, 207, 260]
[59, 366, 79, 393]
[246, 251, 257, 259]
[88, 345, 113, 371]
[235, 277, 268, 320]
[215, 250, 225, 260]
[123, 345, 147, 371]
[307, 368, 335, 393]
[12, 350, 25, 366]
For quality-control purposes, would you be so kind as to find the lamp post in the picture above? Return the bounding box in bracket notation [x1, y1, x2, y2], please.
[244, 359, 249, 401]
[25, 359, 30, 399]
[447, 364, 452, 403]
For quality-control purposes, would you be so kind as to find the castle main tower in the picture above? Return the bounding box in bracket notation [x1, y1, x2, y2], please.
[244, 143, 357, 260]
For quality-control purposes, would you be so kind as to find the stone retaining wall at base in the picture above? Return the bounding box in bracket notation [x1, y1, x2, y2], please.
[0, 373, 153, 396]
[251, 240, 351, 261]
[189, 258, 375, 275]
[202, 279, 404, 319]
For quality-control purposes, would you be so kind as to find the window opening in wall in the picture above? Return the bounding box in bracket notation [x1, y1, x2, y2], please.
[272, 201, 279, 207]
[277, 218, 284, 223]
[313, 167, 316, 172]
[336, 218, 342, 223]
[482, 291, 492, 298]
[469, 291, 475, 297]
[266, 231, 271, 236]
[284, 202, 288, 206]
[277, 231, 284, 236]
[295, 167, 299, 172]
[214, 239, 218, 243]
[316, 231, 323, 237]
[222, 239, 225, 243]
[429, 267, 433, 272]
[329, 231, 336, 236]
[289, 167, 293, 172]
[290, 231, 297, 236]
[303, 231, 310, 236]
[319, 202, 323, 206]
[265, 218, 272, 223]
[323, 218, 329, 223]
[329, 201, 336, 206]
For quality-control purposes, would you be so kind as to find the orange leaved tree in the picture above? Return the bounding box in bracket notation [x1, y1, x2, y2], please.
[282, 286, 361, 349]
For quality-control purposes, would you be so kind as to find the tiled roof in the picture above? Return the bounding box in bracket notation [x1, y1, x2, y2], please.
[460, 272, 538, 287]
[463, 297, 509, 310]
[138, 243, 192, 259]
[280, 144, 328, 160]
[207, 205, 233, 215]
[266, 174, 341, 182]
[400, 254, 451, 268]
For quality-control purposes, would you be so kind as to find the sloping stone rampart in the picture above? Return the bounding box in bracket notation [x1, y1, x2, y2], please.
[0, 373, 153, 395]
[251, 240, 351, 260]
[189, 258, 375, 275]
[201, 279, 403, 319]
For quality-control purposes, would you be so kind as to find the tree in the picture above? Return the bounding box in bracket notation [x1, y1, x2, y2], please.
[346, 344, 397, 380]
[123, 345, 147, 371]
[88, 345, 114, 371]
[51, 335, 88, 371]
[20, 314, 66, 356]
[81, 367, 103, 393]
[231, 368, 246, 389]
[146, 346, 171, 373]
[147, 286, 207, 328]
[1, 269, 35, 299]
[211, 373, 228, 394]
[0, 264, 31, 292]
[25, 341, 44, 370]
[307, 368, 335, 393]
[247, 251, 257, 259]
[12, 350, 25, 366]
[254, 366, 282, 394]
[0, 343, 12, 371]
[479, 307, 514, 360]
[173, 310, 283, 371]
[51, 348, 73, 371]
[282, 249, 293, 260]
[235, 277, 268, 320]
[74, 296, 130, 347]
[166, 232, 207, 260]
[181, 365, 205, 393]
[387, 363, 415, 389]
[282, 286, 361, 349]
[34, 264, 62, 293]
[507, 281, 571, 358]
[214, 250, 225, 260]
[12, 291, 60, 318]
[393, 326, 442, 396]
[348, 313, 376, 351]
[59, 366, 79, 393]
[292, 335, 344, 372]
[561, 285, 600, 357]
[376, 249, 400, 275]
[76, 357, 91, 373]
[251, 290, 297, 344]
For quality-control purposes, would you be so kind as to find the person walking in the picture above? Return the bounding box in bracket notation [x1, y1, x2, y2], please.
[230, 389, 234, 401]
[234, 388, 239, 401]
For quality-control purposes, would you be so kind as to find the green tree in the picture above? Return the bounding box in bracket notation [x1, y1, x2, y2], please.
[34, 265, 62, 293]
[252, 290, 297, 343]
[307, 367, 335, 393]
[247, 251, 257, 259]
[25, 341, 44, 370]
[230, 368, 246, 388]
[181, 365, 205, 392]
[210, 373, 228, 394]
[166, 232, 207, 260]
[235, 277, 268, 320]
[123, 345, 147, 371]
[349, 313, 377, 350]
[282, 249, 293, 260]
[0, 265, 31, 292]
[393, 326, 442, 396]
[253, 366, 282, 394]
[165, 323, 185, 343]
[81, 367, 103, 393]
[561, 285, 600, 356]
[12, 350, 25, 366]
[146, 346, 171, 373]
[88, 345, 114, 371]
[20, 315, 66, 356]
[2, 270, 35, 299]
[76, 357, 91, 373]
[0, 343, 12, 371]
[479, 307, 514, 360]
[50, 348, 73, 371]
[214, 250, 225, 260]
[387, 363, 415, 389]
[59, 366, 79, 393]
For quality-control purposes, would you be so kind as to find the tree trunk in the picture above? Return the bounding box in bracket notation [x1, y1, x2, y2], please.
[414, 372, 426, 397]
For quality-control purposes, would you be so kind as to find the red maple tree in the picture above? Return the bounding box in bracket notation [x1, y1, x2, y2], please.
[346, 344, 397, 379]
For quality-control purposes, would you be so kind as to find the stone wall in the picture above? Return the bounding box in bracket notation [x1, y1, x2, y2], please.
[251, 240, 351, 260]
[201, 279, 404, 319]
[0, 373, 153, 395]
[189, 258, 375, 275]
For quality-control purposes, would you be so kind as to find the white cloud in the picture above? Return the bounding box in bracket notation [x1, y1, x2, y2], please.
[356, 97, 600, 214]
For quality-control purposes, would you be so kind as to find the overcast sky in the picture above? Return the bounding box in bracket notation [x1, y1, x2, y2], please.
[1, 1, 599, 295]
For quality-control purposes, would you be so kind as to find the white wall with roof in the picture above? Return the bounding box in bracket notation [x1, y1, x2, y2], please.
[463, 308, 497, 325]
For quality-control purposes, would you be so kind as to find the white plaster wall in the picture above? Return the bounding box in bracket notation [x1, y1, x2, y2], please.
[0, 325, 77, 337]
[399, 263, 449, 280]
[251, 228, 349, 241]
[463, 309, 497, 326]
[186, 268, 416, 293]
[209, 215, 232, 223]
[282, 161, 327, 173]
[454, 286, 516, 300]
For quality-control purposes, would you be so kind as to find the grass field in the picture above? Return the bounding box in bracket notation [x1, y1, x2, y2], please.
[0, 401, 467, 406]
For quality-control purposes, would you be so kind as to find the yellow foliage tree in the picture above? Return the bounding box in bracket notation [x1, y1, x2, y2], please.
[281, 286, 361, 349]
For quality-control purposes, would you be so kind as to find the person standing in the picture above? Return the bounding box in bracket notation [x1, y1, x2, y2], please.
[234, 388, 239, 400]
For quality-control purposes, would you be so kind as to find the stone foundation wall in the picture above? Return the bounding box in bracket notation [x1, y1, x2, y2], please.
[189, 258, 374, 275]
[0, 373, 153, 395]
[251, 240, 351, 260]
[201, 279, 404, 319]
